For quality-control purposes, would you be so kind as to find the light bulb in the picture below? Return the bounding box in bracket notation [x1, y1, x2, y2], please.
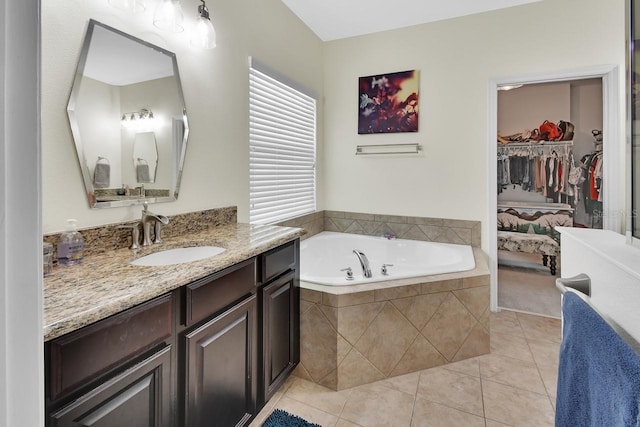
[191, 16, 216, 49]
[153, 0, 184, 33]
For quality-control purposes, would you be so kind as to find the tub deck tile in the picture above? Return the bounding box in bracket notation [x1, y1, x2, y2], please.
[322, 290, 375, 307]
[420, 278, 463, 294]
[374, 284, 420, 301]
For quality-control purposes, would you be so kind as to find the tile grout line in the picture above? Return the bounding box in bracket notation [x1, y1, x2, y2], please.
[408, 371, 421, 427]
[525, 334, 559, 415]
[414, 366, 487, 419]
[479, 373, 487, 425]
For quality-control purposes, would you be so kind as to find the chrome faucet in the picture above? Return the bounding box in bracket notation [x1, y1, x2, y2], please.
[353, 250, 372, 278]
[141, 202, 170, 246]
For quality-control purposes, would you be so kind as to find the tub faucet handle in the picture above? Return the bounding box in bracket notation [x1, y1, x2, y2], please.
[381, 264, 394, 275]
[340, 267, 354, 281]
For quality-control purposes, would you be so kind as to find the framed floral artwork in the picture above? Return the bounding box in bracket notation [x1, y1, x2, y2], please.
[358, 70, 419, 134]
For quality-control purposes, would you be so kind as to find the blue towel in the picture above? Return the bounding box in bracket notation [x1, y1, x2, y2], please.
[556, 291, 640, 427]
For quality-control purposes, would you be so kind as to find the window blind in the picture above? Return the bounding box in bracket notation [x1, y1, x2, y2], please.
[249, 65, 317, 225]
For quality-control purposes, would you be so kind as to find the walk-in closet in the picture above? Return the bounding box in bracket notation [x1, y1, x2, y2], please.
[496, 79, 604, 317]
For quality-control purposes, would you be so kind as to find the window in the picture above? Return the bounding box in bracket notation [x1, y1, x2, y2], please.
[249, 59, 317, 225]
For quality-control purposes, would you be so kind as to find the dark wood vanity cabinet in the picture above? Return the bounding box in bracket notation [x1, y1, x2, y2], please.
[45, 239, 299, 427]
[259, 240, 300, 405]
[181, 258, 258, 427]
[49, 345, 173, 427]
[183, 294, 257, 427]
[46, 294, 175, 427]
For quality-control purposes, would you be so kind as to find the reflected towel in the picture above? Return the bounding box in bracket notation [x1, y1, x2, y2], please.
[93, 162, 110, 188]
[556, 291, 640, 427]
[136, 163, 150, 182]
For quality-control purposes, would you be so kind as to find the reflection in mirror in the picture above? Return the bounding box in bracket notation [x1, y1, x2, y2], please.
[133, 132, 158, 183]
[67, 19, 189, 208]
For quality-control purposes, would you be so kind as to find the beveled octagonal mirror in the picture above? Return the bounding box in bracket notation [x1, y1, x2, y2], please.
[67, 19, 189, 208]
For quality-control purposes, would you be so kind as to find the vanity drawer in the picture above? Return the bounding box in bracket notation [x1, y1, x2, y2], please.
[185, 258, 257, 327]
[49, 293, 173, 401]
[260, 241, 296, 283]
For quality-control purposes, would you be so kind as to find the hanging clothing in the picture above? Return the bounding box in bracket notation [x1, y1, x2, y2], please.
[497, 143, 575, 204]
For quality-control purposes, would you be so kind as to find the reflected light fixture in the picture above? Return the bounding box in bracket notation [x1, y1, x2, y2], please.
[190, 0, 217, 49]
[121, 108, 156, 131]
[153, 0, 184, 33]
[108, 0, 146, 13]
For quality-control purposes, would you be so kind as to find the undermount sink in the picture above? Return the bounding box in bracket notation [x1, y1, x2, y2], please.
[130, 246, 226, 266]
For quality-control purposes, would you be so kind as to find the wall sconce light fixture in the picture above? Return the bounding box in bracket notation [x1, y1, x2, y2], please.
[190, 0, 216, 49]
[109, 0, 218, 49]
[153, 0, 184, 33]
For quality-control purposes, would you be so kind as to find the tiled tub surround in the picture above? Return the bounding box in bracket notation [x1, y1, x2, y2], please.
[44, 218, 304, 340]
[297, 249, 490, 390]
[277, 211, 324, 240]
[278, 210, 481, 247]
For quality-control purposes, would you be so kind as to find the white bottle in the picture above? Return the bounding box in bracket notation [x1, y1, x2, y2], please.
[57, 219, 84, 266]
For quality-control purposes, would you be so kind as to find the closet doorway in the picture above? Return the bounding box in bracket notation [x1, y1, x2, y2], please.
[496, 79, 604, 317]
[488, 68, 624, 317]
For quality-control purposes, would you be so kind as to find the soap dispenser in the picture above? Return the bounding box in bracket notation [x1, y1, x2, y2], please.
[57, 219, 85, 266]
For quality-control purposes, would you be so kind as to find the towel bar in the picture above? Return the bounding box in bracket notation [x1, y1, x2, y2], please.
[556, 274, 591, 296]
[557, 274, 640, 353]
[355, 143, 422, 155]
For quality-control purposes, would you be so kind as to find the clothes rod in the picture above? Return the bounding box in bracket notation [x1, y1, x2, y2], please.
[498, 140, 574, 148]
[356, 143, 422, 155]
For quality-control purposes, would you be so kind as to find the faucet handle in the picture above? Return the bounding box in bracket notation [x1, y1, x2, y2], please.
[117, 224, 141, 250]
[381, 264, 394, 275]
[154, 221, 164, 244]
[340, 267, 354, 280]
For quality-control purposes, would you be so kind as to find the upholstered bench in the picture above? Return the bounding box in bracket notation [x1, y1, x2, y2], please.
[497, 230, 560, 275]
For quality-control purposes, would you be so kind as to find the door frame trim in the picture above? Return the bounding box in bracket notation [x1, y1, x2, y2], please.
[486, 65, 622, 312]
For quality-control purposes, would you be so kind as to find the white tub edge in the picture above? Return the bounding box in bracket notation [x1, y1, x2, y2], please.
[301, 247, 489, 295]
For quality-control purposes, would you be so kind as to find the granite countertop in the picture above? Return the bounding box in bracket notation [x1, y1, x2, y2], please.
[44, 222, 304, 341]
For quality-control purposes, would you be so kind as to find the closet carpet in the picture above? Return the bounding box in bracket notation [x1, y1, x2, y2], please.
[498, 251, 561, 318]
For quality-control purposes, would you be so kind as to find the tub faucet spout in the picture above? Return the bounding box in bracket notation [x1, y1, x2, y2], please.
[353, 250, 372, 278]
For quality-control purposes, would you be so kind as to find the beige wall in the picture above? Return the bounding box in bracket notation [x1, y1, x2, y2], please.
[570, 78, 604, 161]
[42, 0, 324, 233]
[43, 0, 625, 246]
[498, 82, 571, 137]
[321, 0, 625, 252]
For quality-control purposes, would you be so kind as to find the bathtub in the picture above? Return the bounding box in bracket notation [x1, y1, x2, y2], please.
[300, 231, 475, 286]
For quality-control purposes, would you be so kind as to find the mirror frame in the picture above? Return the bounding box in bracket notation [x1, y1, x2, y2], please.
[67, 19, 189, 209]
[629, 0, 640, 239]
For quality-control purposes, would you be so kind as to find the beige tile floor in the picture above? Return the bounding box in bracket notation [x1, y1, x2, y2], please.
[251, 310, 560, 427]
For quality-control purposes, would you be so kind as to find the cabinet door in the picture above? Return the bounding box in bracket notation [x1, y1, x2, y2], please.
[262, 271, 299, 403]
[49, 345, 172, 427]
[183, 294, 257, 427]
